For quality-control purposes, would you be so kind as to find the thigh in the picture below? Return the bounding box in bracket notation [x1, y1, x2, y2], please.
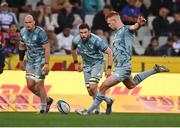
[83, 69, 91, 87]
[100, 75, 120, 94]
[26, 62, 45, 80]
[91, 63, 104, 80]
[34, 63, 46, 80]
[113, 66, 132, 82]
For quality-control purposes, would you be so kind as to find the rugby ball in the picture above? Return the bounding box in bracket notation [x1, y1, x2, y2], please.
[57, 100, 70, 114]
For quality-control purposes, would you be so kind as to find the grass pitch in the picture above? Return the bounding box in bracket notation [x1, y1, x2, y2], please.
[0, 112, 180, 127]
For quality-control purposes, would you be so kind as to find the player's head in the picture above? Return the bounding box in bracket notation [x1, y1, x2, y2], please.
[79, 23, 90, 41]
[106, 11, 123, 30]
[23, 15, 36, 31]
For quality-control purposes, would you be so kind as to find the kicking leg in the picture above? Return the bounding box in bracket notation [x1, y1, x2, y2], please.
[123, 64, 169, 89]
[133, 64, 169, 86]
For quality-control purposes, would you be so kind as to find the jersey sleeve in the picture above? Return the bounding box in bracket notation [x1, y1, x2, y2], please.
[38, 29, 49, 44]
[95, 39, 108, 52]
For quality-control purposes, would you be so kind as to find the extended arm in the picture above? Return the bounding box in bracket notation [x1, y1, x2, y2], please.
[129, 16, 146, 31]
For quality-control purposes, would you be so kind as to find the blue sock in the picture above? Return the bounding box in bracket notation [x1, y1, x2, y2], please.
[134, 69, 156, 84]
[93, 94, 100, 112]
[103, 95, 112, 105]
[35, 92, 50, 102]
[88, 93, 104, 113]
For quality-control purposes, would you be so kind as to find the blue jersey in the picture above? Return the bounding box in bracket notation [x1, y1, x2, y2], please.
[112, 25, 134, 67]
[72, 33, 108, 67]
[20, 26, 48, 64]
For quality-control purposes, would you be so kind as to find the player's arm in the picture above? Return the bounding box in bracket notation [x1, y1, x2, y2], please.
[71, 43, 82, 72]
[19, 41, 26, 70]
[129, 16, 146, 31]
[42, 42, 50, 74]
[104, 47, 113, 77]
[43, 42, 50, 64]
[71, 47, 78, 64]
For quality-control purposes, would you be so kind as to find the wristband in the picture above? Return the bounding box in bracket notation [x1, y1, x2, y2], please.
[74, 60, 78, 64]
[107, 65, 112, 69]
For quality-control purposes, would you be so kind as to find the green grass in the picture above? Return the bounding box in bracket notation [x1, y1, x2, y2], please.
[0, 112, 180, 127]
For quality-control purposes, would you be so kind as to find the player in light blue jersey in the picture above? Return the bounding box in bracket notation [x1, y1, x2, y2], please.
[72, 23, 113, 114]
[76, 11, 169, 115]
[19, 15, 53, 113]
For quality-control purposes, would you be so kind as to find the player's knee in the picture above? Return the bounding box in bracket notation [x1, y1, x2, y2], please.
[89, 84, 97, 91]
[87, 88, 94, 96]
[27, 84, 35, 91]
[126, 85, 136, 89]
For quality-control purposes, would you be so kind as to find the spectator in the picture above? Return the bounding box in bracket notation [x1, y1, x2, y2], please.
[31, 1, 45, 27]
[149, 0, 173, 16]
[6, 0, 30, 19]
[121, 0, 142, 25]
[110, 0, 127, 12]
[51, 0, 69, 13]
[158, 36, 176, 56]
[173, 0, 180, 12]
[91, 5, 112, 33]
[144, 37, 159, 56]
[69, 0, 85, 21]
[55, 2, 82, 34]
[170, 11, 180, 36]
[56, 27, 74, 55]
[152, 7, 170, 37]
[172, 34, 180, 56]
[0, 2, 17, 31]
[135, 0, 149, 19]
[82, 0, 104, 14]
[44, 5, 59, 54]
[4, 24, 20, 56]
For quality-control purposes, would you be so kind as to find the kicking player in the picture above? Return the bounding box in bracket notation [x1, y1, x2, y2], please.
[19, 15, 53, 113]
[76, 11, 169, 115]
[72, 23, 113, 114]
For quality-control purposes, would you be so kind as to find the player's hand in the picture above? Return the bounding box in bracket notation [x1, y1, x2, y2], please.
[137, 16, 146, 26]
[74, 63, 83, 72]
[41, 63, 49, 75]
[105, 69, 111, 78]
[19, 61, 25, 70]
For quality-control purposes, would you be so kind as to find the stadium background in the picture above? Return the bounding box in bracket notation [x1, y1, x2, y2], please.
[0, 0, 180, 127]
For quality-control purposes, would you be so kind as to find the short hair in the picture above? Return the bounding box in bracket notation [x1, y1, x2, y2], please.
[105, 11, 119, 20]
[79, 23, 90, 30]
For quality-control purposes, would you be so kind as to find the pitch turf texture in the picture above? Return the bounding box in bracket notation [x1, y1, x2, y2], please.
[0, 112, 180, 127]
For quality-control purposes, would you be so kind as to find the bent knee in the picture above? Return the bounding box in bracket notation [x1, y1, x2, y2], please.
[87, 88, 94, 96]
[125, 85, 136, 89]
[27, 84, 35, 90]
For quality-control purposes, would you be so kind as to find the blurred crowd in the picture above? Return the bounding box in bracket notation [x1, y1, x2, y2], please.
[0, 0, 179, 57]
